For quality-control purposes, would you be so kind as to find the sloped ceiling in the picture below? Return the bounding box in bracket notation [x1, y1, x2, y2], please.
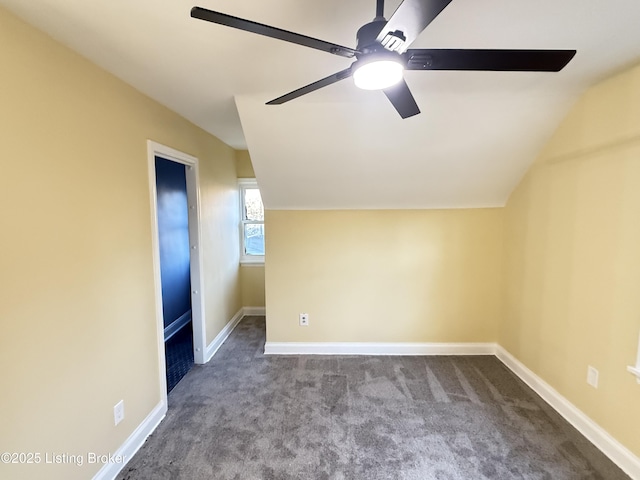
[2, 0, 640, 208]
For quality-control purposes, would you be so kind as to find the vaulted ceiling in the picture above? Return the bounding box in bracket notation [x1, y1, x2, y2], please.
[3, 0, 640, 208]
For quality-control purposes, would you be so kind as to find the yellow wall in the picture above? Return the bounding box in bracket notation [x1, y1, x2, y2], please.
[502, 64, 640, 456]
[241, 266, 266, 307]
[235, 149, 256, 178]
[265, 209, 503, 343]
[0, 7, 241, 480]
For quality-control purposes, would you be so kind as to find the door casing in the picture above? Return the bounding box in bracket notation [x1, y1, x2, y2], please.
[147, 140, 206, 401]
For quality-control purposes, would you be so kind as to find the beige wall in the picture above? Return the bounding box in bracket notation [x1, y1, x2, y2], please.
[502, 64, 640, 456]
[265, 209, 503, 343]
[0, 7, 241, 480]
[235, 149, 256, 178]
[241, 266, 266, 307]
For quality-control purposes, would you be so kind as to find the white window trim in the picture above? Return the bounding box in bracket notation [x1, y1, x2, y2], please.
[239, 178, 264, 265]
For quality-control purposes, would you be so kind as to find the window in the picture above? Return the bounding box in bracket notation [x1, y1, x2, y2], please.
[239, 179, 264, 264]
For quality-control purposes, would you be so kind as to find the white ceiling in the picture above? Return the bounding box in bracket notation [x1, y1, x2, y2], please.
[3, 0, 640, 209]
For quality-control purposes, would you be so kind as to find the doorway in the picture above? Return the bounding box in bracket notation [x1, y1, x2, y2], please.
[147, 141, 206, 399]
[155, 157, 193, 392]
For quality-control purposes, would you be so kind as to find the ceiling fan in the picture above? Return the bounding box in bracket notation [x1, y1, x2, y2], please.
[191, 0, 576, 119]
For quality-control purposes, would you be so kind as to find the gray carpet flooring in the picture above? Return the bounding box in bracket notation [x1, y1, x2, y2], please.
[119, 316, 629, 480]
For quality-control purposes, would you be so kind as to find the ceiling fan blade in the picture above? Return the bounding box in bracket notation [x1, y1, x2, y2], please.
[404, 49, 577, 71]
[191, 6, 358, 58]
[376, 0, 452, 52]
[383, 79, 420, 119]
[267, 67, 354, 105]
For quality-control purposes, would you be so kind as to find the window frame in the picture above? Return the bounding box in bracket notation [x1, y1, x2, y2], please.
[238, 178, 265, 265]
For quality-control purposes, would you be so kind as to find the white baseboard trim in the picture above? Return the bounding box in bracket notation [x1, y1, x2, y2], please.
[264, 342, 496, 356]
[93, 400, 166, 480]
[243, 306, 266, 316]
[495, 346, 640, 480]
[204, 308, 245, 362]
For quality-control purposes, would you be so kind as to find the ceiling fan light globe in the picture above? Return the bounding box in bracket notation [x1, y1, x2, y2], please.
[353, 60, 404, 90]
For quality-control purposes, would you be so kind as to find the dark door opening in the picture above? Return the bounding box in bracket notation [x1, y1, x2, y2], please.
[155, 156, 194, 393]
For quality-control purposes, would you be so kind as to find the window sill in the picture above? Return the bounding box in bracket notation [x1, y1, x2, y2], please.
[240, 257, 264, 266]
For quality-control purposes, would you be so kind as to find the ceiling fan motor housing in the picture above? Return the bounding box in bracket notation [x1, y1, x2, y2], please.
[354, 19, 405, 78]
[356, 20, 389, 55]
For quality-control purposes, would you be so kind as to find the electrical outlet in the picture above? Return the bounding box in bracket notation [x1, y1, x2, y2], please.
[299, 313, 309, 326]
[114, 400, 125, 426]
[587, 366, 599, 388]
